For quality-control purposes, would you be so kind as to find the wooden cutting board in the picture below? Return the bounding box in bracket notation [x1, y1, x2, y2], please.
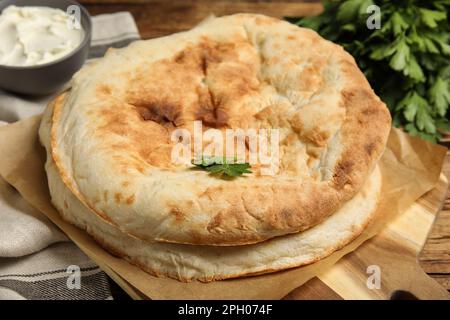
[285, 172, 449, 300]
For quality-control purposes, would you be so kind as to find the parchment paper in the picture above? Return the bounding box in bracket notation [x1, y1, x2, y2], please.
[0, 115, 446, 299]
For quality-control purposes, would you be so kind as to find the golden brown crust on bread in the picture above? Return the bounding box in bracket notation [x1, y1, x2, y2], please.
[41, 100, 382, 281]
[47, 14, 391, 245]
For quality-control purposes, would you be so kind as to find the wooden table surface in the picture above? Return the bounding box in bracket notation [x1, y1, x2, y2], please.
[78, 0, 450, 297]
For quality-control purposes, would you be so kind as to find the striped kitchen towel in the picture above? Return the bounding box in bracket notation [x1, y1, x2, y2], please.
[0, 242, 111, 300]
[0, 11, 140, 300]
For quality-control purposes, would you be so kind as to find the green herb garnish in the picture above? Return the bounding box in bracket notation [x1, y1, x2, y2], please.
[192, 156, 252, 178]
[291, 0, 450, 142]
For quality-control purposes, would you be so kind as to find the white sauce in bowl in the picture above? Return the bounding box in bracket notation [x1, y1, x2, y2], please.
[0, 5, 85, 67]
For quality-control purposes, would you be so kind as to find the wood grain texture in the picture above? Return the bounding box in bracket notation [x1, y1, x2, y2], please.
[419, 152, 450, 291]
[77, 0, 450, 298]
[80, 0, 322, 39]
[318, 173, 449, 300]
[283, 172, 449, 300]
[283, 277, 342, 300]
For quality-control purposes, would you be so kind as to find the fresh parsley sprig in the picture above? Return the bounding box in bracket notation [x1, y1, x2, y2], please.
[192, 156, 252, 178]
[292, 0, 450, 142]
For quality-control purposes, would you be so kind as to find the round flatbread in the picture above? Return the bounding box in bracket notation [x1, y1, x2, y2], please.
[40, 103, 382, 281]
[46, 14, 390, 246]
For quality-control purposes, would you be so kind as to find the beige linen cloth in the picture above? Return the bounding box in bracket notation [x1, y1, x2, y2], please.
[0, 12, 140, 300]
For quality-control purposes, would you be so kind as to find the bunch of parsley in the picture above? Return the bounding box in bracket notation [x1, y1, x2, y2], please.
[293, 0, 450, 142]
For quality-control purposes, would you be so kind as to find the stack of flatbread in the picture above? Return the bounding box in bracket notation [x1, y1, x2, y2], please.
[39, 14, 391, 282]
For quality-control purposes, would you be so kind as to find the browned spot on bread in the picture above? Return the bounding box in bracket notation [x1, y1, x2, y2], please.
[200, 54, 208, 74]
[136, 166, 145, 174]
[125, 194, 135, 205]
[307, 127, 330, 147]
[207, 214, 222, 232]
[103, 190, 108, 201]
[364, 141, 376, 156]
[280, 209, 294, 223]
[174, 50, 186, 63]
[136, 101, 182, 127]
[362, 107, 379, 116]
[170, 207, 184, 221]
[307, 157, 316, 167]
[111, 143, 127, 151]
[306, 144, 321, 159]
[333, 160, 355, 189]
[97, 84, 112, 96]
[122, 181, 130, 188]
[282, 132, 298, 145]
[297, 60, 325, 90]
[195, 89, 229, 128]
[207, 208, 251, 234]
[288, 115, 303, 133]
[114, 192, 122, 204]
[97, 108, 129, 136]
[186, 200, 195, 210]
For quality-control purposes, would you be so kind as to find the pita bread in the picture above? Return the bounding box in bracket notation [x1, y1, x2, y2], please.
[45, 13, 390, 246]
[40, 102, 382, 281]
